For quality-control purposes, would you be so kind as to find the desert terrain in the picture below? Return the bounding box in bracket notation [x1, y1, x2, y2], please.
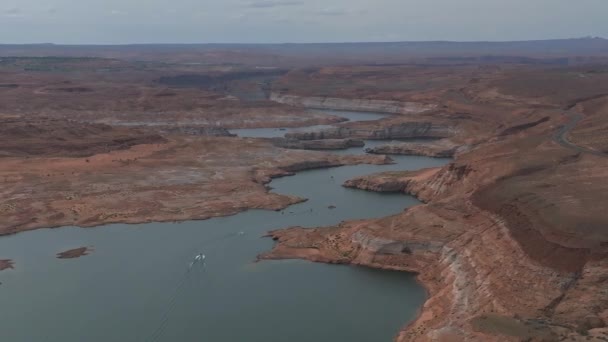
[263, 61, 608, 341]
[0, 56, 392, 235]
[2, 39, 608, 341]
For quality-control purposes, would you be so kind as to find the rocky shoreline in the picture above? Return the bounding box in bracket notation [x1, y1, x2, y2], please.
[365, 139, 468, 158]
[343, 168, 441, 196]
[260, 159, 608, 341]
[57, 247, 92, 259]
[0, 137, 391, 236]
[0, 259, 14, 271]
[3, 56, 608, 342]
[259, 102, 608, 341]
[284, 122, 453, 141]
[271, 138, 365, 150]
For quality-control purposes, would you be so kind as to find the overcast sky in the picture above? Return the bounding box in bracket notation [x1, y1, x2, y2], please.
[0, 0, 606, 44]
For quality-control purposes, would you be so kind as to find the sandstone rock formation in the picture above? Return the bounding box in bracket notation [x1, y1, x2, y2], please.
[285, 122, 453, 141]
[261, 65, 608, 341]
[262, 150, 608, 341]
[365, 139, 468, 158]
[4, 49, 608, 342]
[271, 138, 365, 150]
[0, 260, 14, 271]
[57, 247, 91, 259]
[270, 93, 436, 114]
[343, 168, 442, 196]
[0, 135, 391, 235]
[0, 118, 166, 158]
[159, 126, 236, 137]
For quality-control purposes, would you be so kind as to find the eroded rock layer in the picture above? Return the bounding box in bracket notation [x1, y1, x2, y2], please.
[270, 93, 436, 114]
[365, 139, 467, 158]
[271, 138, 365, 150]
[285, 122, 453, 141]
[262, 65, 608, 341]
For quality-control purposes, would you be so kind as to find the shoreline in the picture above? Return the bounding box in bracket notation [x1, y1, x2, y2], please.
[260, 136, 608, 341]
[0, 96, 517, 340]
[1, 100, 409, 237]
[260, 249, 430, 340]
[0, 155, 393, 238]
[3, 54, 608, 341]
[258, 203, 439, 341]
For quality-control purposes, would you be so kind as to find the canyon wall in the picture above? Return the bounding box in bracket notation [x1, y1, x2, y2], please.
[263, 142, 608, 341]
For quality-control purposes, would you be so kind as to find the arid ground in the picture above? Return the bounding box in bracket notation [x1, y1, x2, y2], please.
[2, 39, 608, 341]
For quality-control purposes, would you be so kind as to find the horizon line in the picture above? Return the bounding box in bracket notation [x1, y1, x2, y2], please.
[0, 36, 605, 46]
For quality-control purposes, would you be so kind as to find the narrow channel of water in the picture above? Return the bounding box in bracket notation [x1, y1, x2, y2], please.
[230, 109, 390, 138]
[0, 110, 450, 342]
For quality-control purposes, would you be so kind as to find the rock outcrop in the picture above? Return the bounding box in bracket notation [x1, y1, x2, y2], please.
[263, 129, 608, 341]
[277, 154, 392, 174]
[0, 259, 14, 271]
[56, 247, 92, 259]
[365, 139, 468, 158]
[0, 118, 167, 158]
[0, 136, 391, 236]
[285, 122, 453, 141]
[270, 93, 435, 114]
[271, 138, 365, 150]
[343, 163, 471, 201]
[160, 126, 237, 137]
[262, 171, 606, 341]
[343, 168, 440, 197]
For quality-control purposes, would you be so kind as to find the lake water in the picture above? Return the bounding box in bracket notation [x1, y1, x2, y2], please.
[0, 109, 450, 342]
[230, 109, 390, 138]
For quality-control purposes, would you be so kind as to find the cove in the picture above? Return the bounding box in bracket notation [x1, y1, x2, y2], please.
[0, 110, 450, 342]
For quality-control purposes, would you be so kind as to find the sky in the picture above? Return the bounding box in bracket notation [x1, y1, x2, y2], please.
[0, 0, 607, 44]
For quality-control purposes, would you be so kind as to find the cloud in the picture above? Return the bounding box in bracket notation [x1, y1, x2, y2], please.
[245, 1, 304, 9]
